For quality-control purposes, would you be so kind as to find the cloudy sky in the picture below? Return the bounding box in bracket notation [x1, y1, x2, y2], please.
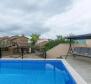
[0, 0, 91, 39]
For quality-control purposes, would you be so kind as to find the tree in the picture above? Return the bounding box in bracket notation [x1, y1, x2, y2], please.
[31, 34, 40, 44]
[44, 35, 76, 51]
[30, 33, 40, 53]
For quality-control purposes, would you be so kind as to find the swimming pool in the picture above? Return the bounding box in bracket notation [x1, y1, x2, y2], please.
[0, 60, 76, 84]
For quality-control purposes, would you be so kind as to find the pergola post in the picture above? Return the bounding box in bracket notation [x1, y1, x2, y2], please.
[0, 48, 2, 58]
[44, 49, 47, 59]
[65, 38, 73, 59]
[21, 48, 24, 59]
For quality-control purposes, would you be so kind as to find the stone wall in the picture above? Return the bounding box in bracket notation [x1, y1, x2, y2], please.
[46, 43, 87, 58]
[47, 44, 69, 58]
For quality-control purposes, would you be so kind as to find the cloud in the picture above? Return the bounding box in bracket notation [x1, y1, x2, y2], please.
[0, 0, 72, 15]
[1, 0, 90, 39]
[42, 0, 91, 38]
[0, 0, 72, 37]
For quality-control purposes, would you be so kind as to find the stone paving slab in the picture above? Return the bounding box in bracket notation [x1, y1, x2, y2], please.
[66, 56, 91, 84]
[1, 53, 44, 59]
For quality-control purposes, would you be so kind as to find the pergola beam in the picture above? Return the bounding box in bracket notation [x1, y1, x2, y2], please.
[65, 34, 91, 40]
[65, 33, 91, 59]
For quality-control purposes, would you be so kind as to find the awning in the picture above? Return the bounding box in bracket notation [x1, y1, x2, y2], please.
[65, 34, 91, 40]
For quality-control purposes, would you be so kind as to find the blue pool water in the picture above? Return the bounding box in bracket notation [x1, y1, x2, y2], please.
[0, 60, 76, 84]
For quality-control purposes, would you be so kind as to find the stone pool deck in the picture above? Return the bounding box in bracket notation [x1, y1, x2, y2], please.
[1, 53, 44, 59]
[66, 56, 91, 84]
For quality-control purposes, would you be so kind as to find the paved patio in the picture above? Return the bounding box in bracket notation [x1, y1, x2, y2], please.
[1, 54, 91, 83]
[66, 55, 91, 84]
[1, 53, 44, 59]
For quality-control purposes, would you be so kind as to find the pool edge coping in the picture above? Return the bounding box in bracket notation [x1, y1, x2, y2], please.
[61, 59, 87, 84]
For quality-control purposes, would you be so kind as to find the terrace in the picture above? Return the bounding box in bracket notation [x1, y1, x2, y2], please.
[66, 55, 91, 84]
[0, 34, 91, 84]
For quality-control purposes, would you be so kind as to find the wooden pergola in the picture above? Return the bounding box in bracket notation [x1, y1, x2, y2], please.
[65, 34, 91, 58]
[0, 42, 29, 59]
